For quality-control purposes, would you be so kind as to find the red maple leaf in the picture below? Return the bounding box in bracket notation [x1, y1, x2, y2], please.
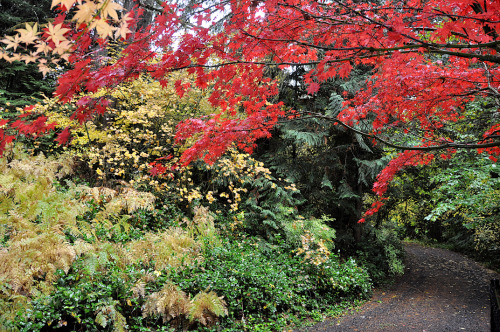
[55, 127, 71, 145]
[1, 0, 499, 224]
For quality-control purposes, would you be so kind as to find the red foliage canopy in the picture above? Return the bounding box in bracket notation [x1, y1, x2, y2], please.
[1, 0, 500, 220]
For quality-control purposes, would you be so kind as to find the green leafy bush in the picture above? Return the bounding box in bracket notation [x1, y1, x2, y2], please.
[1, 147, 373, 332]
[167, 237, 371, 330]
[383, 149, 500, 270]
[11, 226, 371, 332]
[14, 263, 132, 332]
[348, 223, 405, 285]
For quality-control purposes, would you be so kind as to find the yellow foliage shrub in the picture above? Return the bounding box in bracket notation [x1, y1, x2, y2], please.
[35, 71, 216, 181]
[29, 70, 296, 215]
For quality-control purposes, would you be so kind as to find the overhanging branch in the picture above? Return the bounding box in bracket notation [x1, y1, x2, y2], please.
[299, 111, 500, 151]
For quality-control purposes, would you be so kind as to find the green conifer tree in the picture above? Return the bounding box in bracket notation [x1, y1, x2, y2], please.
[0, 0, 55, 108]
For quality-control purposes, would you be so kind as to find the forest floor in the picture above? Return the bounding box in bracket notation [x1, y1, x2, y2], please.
[297, 242, 500, 331]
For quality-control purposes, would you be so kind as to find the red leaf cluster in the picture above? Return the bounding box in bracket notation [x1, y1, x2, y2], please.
[2, 0, 500, 222]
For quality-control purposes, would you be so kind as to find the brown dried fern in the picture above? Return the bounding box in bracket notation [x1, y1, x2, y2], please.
[142, 284, 228, 328]
[0, 232, 76, 296]
[142, 282, 190, 324]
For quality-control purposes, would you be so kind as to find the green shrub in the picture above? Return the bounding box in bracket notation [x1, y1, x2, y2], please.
[167, 237, 372, 330]
[1, 147, 372, 331]
[11, 234, 371, 332]
[13, 263, 133, 332]
[353, 223, 405, 284]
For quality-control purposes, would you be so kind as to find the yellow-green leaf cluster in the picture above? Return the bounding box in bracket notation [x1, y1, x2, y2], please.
[32, 70, 298, 216]
[37, 71, 216, 181]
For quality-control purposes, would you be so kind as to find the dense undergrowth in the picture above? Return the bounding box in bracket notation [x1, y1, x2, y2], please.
[0, 146, 394, 331]
[0, 71, 406, 331]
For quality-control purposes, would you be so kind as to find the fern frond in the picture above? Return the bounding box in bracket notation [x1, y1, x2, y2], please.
[72, 239, 95, 256]
[80, 186, 118, 203]
[83, 186, 155, 221]
[326, 92, 344, 117]
[186, 206, 220, 248]
[142, 284, 227, 328]
[142, 283, 189, 323]
[0, 232, 76, 297]
[189, 291, 228, 326]
[128, 228, 202, 270]
[355, 157, 389, 186]
[282, 129, 327, 147]
[354, 133, 373, 153]
[0, 151, 88, 239]
[6, 152, 75, 181]
[119, 188, 155, 213]
[95, 299, 129, 332]
[131, 280, 146, 299]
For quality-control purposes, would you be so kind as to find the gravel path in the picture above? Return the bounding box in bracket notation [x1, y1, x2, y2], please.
[298, 243, 500, 331]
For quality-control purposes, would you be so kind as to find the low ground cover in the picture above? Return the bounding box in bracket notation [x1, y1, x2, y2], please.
[0, 148, 376, 331]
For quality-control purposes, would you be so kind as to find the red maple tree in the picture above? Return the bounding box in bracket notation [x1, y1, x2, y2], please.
[1, 0, 499, 221]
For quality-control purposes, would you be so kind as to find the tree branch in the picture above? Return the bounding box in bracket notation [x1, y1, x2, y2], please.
[299, 111, 500, 151]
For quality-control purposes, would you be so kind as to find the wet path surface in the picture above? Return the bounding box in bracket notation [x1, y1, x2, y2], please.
[298, 243, 500, 331]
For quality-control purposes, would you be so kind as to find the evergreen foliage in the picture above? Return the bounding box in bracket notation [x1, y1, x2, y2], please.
[256, 67, 387, 231]
[254, 66, 405, 284]
[0, 0, 55, 108]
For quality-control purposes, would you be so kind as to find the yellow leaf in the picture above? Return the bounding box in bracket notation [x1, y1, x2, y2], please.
[72, 2, 97, 24]
[34, 41, 53, 55]
[60, 51, 71, 62]
[51, 0, 78, 11]
[38, 63, 53, 77]
[1, 35, 21, 51]
[114, 21, 131, 40]
[20, 53, 39, 64]
[53, 40, 73, 55]
[4, 53, 21, 63]
[16, 23, 40, 45]
[90, 19, 115, 39]
[98, 0, 123, 21]
[46, 23, 70, 45]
